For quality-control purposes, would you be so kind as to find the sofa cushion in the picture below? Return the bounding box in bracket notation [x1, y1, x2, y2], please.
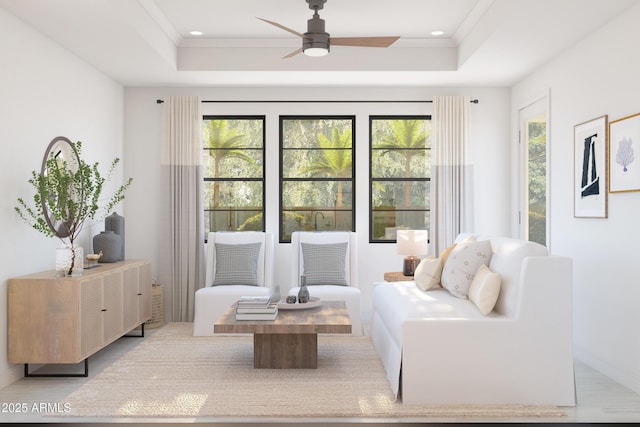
[372, 281, 488, 347]
[468, 264, 501, 315]
[301, 242, 348, 286]
[441, 239, 492, 298]
[212, 242, 261, 286]
[414, 257, 443, 291]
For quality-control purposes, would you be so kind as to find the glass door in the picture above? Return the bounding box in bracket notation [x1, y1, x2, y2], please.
[519, 97, 548, 246]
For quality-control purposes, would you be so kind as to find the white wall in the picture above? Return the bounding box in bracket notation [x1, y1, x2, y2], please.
[511, 2, 640, 394]
[0, 8, 124, 388]
[123, 86, 511, 322]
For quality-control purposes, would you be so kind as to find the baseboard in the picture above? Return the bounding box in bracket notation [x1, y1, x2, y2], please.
[0, 363, 23, 389]
[574, 343, 640, 395]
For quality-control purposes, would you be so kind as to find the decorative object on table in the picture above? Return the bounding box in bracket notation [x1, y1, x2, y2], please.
[235, 295, 278, 320]
[297, 275, 310, 303]
[573, 115, 608, 218]
[85, 251, 102, 268]
[14, 136, 133, 276]
[269, 285, 281, 303]
[286, 295, 297, 304]
[609, 112, 640, 193]
[235, 311, 278, 321]
[93, 230, 122, 263]
[277, 296, 321, 310]
[235, 296, 273, 312]
[55, 245, 83, 277]
[396, 229, 429, 276]
[105, 211, 125, 260]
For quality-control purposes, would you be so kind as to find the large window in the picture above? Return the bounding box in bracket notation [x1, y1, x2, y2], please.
[370, 116, 431, 243]
[202, 116, 265, 236]
[280, 116, 355, 242]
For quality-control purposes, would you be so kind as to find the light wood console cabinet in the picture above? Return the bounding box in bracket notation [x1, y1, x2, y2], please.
[8, 259, 152, 376]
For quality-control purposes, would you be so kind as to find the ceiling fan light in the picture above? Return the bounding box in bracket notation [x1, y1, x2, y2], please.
[304, 46, 329, 57]
[303, 30, 330, 57]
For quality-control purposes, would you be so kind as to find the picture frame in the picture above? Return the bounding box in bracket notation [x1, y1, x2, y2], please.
[574, 115, 608, 218]
[609, 112, 640, 193]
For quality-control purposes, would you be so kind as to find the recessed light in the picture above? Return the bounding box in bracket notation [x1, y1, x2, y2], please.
[190, 30, 204, 36]
[431, 30, 445, 36]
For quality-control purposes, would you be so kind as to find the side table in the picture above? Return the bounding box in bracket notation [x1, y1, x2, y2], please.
[384, 271, 414, 282]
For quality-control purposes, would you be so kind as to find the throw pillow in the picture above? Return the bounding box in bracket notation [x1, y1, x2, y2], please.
[441, 239, 492, 298]
[414, 256, 443, 291]
[301, 242, 348, 286]
[439, 242, 457, 265]
[212, 242, 261, 286]
[437, 240, 465, 288]
[437, 235, 476, 280]
[468, 264, 502, 315]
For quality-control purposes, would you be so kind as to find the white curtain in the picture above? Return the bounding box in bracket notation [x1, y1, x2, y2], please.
[159, 96, 205, 322]
[429, 95, 474, 255]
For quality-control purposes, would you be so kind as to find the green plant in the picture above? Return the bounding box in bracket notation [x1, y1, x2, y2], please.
[299, 127, 352, 207]
[15, 141, 132, 275]
[373, 119, 429, 207]
[203, 119, 256, 208]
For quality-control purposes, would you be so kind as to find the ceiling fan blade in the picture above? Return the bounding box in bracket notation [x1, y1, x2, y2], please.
[282, 48, 303, 59]
[330, 36, 400, 48]
[257, 17, 309, 39]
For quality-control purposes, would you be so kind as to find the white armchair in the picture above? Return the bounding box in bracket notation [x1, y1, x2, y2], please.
[192, 231, 275, 336]
[288, 231, 362, 336]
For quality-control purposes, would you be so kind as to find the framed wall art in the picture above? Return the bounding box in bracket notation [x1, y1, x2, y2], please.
[574, 115, 608, 218]
[609, 112, 640, 193]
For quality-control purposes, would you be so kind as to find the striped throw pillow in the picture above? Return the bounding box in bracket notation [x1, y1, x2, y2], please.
[212, 242, 261, 286]
[301, 242, 348, 286]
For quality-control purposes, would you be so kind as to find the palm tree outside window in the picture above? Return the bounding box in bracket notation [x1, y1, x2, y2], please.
[370, 116, 431, 243]
[280, 116, 355, 243]
[202, 116, 265, 238]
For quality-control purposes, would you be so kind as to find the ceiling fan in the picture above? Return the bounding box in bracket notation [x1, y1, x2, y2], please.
[258, 0, 400, 58]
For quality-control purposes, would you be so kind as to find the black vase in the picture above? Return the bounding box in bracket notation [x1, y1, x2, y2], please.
[298, 275, 310, 303]
[93, 231, 122, 263]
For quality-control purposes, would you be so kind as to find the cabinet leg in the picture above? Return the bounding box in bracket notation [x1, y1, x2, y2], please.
[24, 359, 88, 378]
[124, 322, 145, 337]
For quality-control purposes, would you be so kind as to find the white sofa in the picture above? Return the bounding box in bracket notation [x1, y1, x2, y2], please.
[371, 234, 576, 406]
[192, 231, 274, 336]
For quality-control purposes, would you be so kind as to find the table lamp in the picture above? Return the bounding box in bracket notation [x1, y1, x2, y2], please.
[396, 229, 429, 276]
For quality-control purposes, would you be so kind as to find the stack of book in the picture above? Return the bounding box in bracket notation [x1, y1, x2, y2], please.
[235, 295, 278, 320]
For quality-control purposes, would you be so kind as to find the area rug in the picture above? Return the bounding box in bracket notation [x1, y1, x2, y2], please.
[54, 322, 566, 420]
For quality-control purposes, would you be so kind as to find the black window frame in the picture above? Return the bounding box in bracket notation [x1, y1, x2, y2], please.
[279, 115, 356, 243]
[369, 115, 432, 243]
[202, 115, 266, 239]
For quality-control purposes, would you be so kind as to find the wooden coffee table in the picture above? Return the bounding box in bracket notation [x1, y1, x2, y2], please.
[214, 300, 351, 369]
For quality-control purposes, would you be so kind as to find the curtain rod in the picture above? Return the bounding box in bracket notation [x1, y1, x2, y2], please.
[155, 99, 479, 104]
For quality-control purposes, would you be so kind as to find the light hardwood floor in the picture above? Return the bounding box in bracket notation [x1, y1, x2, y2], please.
[1, 324, 639, 425]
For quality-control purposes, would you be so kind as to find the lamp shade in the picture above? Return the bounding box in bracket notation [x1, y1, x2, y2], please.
[396, 230, 429, 256]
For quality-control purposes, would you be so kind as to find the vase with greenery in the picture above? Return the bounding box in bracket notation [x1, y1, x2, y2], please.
[15, 140, 132, 276]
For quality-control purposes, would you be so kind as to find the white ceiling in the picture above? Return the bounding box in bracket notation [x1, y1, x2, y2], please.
[0, 0, 637, 87]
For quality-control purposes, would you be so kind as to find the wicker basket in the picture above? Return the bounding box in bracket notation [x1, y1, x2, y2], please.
[145, 282, 164, 329]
